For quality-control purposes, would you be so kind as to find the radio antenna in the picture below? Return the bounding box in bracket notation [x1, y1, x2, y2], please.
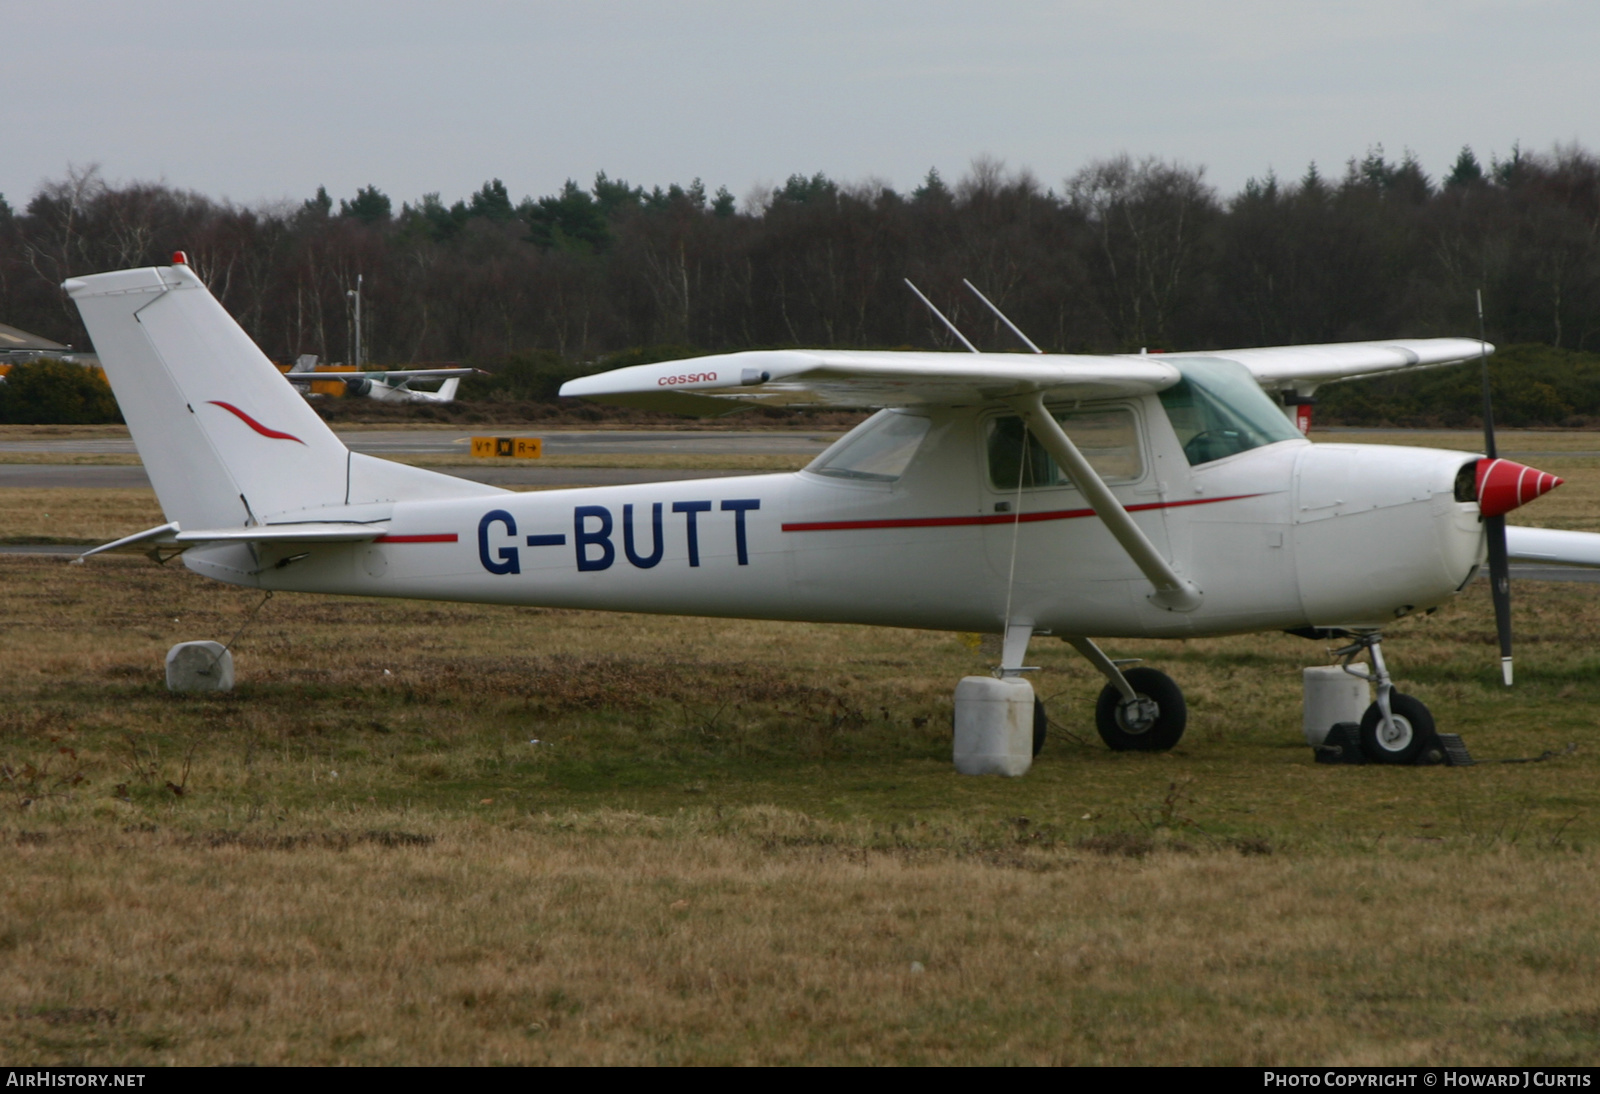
[904, 279, 978, 353]
[963, 279, 1042, 353]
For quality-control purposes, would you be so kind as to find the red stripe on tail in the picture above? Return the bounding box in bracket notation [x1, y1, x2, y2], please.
[207, 401, 305, 445]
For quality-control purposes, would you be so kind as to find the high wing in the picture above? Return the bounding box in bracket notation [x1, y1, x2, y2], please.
[1505, 527, 1600, 569]
[1166, 338, 1490, 394]
[558, 340, 1488, 414]
[559, 349, 1181, 414]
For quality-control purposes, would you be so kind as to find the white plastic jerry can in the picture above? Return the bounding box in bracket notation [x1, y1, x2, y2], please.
[952, 675, 1035, 776]
[1301, 665, 1369, 746]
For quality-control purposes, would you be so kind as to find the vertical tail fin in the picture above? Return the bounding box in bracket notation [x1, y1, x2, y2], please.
[64, 263, 350, 529]
[436, 377, 461, 402]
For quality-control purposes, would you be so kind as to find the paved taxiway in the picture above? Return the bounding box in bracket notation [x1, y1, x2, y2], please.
[0, 428, 840, 458]
[0, 428, 842, 489]
[0, 465, 777, 488]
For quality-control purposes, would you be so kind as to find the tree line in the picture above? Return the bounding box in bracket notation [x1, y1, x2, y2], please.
[5, 146, 1600, 424]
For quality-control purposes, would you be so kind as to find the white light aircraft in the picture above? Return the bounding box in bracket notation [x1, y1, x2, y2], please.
[65, 256, 1597, 769]
[285, 353, 476, 405]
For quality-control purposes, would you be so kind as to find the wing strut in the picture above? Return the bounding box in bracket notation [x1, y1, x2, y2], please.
[1010, 392, 1202, 612]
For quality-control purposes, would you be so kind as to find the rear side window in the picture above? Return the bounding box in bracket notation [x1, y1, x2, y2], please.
[809, 411, 932, 482]
[986, 407, 1143, 490]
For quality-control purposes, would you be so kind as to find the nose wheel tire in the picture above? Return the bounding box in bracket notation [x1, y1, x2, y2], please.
[1033, 696, 1048, 757]
[1094, 667, 1187, 752]
[1358, 693, 1435, 764]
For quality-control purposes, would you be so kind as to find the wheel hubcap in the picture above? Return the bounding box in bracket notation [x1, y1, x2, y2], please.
[1118, 697, 1159, 734]
[1378, 714, 1414, 752]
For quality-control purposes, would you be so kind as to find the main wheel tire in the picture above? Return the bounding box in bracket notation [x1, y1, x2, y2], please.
[1033, 696, 1048, 757]
[1094, 667, 1187, 752]
[1358, 693, 1435, 764]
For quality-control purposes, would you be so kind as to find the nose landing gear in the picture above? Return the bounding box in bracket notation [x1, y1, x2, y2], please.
[1332, 633, 1437, 764]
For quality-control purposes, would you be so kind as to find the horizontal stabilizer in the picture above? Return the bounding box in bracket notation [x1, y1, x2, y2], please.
[175, 523, 389, 545]
[74, 516, 392, 563]
[74, 516, 394, 562]
[73, 522, 181, 561]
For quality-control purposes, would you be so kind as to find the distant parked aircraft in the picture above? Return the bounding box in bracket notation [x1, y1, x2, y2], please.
[0, 321, 99, 371]
[285, 354, 479, 405]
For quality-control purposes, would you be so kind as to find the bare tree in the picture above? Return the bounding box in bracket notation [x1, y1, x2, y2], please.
[1067, 156, 1217, 348]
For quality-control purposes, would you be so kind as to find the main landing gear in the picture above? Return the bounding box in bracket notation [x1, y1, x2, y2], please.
[1064, 636, 1188, 752]
[959, 626, 1437, 770]
[1331, 632, 1436, 764]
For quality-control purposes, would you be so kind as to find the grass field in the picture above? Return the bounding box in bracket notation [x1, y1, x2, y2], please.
[2, 433, 1600, 1064]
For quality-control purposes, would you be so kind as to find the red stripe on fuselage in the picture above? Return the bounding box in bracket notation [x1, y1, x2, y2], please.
[374, 533, 458, 543]
[781, 493, 1264, 533]
[207, 401, 305, 445]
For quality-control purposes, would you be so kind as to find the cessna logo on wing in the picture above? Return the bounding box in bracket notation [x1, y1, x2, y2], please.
[478, 500, 760, 575]
[657, 371, 718, 386]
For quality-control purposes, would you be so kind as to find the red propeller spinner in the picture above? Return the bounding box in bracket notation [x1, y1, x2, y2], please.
[1476, 458, 1563, 518]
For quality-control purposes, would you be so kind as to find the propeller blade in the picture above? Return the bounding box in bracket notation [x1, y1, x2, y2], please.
[1485, 513, 1514, 686]
[1476, 290, 1513, 685]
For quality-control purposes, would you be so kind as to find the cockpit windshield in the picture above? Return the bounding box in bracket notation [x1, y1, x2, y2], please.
[1159, 357, 1303, 465]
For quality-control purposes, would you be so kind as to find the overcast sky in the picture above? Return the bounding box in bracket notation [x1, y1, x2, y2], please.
[5, 1, 1597, 213]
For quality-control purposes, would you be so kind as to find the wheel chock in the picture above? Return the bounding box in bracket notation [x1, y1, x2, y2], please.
[1313, 723, 1474, 766]
[1313, 722, 1365, 764]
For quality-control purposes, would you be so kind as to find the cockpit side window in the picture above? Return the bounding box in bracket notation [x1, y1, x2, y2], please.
[808, 410, 932, 482]
[1159, 358, 1303, 465]
[986, 407, 1143, 490]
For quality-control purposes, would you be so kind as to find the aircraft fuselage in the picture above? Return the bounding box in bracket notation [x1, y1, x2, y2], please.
[185, 398, 1485, 639]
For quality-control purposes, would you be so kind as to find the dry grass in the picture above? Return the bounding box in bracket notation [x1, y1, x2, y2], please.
[0, 453, 146, 466]
[6, 823, 1598, 1066]
[0, 425, 133, 441]
[0, 489, 165, 544]
[1313, 428, 1600, 453]
[2, 547, 1600, 1064]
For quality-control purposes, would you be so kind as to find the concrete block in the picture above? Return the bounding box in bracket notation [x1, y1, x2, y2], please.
[166, 641, 234, 693]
